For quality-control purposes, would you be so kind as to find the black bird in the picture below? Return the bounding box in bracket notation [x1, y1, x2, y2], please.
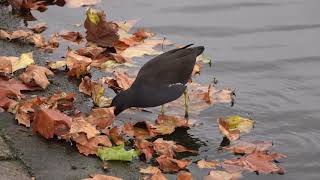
[111, 44, 205, 116]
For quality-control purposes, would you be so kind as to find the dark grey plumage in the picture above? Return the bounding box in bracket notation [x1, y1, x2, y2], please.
[111, 44, 205, 115]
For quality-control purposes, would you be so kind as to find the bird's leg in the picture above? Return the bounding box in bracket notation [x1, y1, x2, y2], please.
[184, 89, 189, 119]
[160, 104, 165, 115]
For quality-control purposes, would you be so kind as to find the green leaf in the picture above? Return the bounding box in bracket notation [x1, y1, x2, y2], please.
[86, 8, 100, 25]
[226, 115, 255, 133]
[98, 144, 139, 161]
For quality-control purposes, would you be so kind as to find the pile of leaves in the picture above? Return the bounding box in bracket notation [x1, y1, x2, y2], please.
[0, 2, 287, 180]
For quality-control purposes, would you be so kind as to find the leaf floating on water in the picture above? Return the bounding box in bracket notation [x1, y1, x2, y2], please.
[29, 23, 48, 33]
[203, 170, 241, 180]
[153, 138, 197, 158]
[156, 155, 191, 172]
[217, 116, 255, 141]
[82, 174, 123, 180]
[196, 54, 212, 65]
[98, 144, 139, 162]
[223, 141, 273, 154]
[123, 121, 156, 139]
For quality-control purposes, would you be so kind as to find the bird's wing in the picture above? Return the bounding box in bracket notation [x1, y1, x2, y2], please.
[132, 48, 198, 88]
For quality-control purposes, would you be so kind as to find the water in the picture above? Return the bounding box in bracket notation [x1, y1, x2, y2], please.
[1, 0, 320, 179]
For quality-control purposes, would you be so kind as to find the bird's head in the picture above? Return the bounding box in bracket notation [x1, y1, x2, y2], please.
[110, 90, 133, 116]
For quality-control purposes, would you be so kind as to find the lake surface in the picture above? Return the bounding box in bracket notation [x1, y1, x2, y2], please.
[1, 0, 320, 179]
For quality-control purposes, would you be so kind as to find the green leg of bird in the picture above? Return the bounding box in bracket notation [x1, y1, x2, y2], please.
[160, 104, 165, 115]
[184, 89, 189, 119]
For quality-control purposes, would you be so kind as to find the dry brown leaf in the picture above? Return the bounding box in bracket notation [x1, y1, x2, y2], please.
[123, 121, 156, 139]
[109, 126, 124, 145]
[86, 107, 115, 130]
[69, 117, 100, 139]
[82, 174, 123, 180]
[59, 31, 84, 43]
[19, 65, 54, 89]
[197, 160, 219, 169]
[153, 138, 197, 158]
[223, 141, 273, 154]
[135, 139, 154, 161]
[84, 8, 119, 47]
[75, 134, 112, 156]
[222, 151, 286, 174]
[150, 171, 168, 180]
[33, 108, 72, 139]
[66, 48, 92, 78]
[76, 46, 106, 59]
[203, 170, 241, 180]
[156, 155, 191, 172]
[153, 115, 192, 135]
[177, 171, 193, 180]
[0, 77, 36, 99]
[217, 118, 240, 142]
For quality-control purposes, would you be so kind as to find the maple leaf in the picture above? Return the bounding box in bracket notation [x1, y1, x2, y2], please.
[69, 117, 100, 139]
[217, 116, 255, 141]
[135, 139, 154, 161]
[66, 48, 92, 78]
[33, 108, 72, 139]
[140, 166, 161, 174]
[74, 134, 112, 156]
[84, 8, 119, 47]
[153, 114, 192, 135]
[19, 65, 54, 89]
[153, 138, 197, 158]
[59, 31, 84, 44]
[223, 141, 273, 154]
[156, 155, 191, 172]
[0, 77, 36, 99]
[0, 52, 34, 74]
[123, 121, 156, 139]
[76, 46, 106, 59]
[109, 126, 124, 145]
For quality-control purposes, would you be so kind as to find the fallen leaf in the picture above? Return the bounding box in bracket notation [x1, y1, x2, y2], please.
[0, 52, 34, 74]
[33, 108, 72, 139]
[222, 151, 286, 174]
[98, 144, 139, 161]
[75, 134, 112, 156]
[76, 46, 106, 59]
[154, 115, 192, 135]
[156, 155, 191, 172]
[109, 126, 124, 145]
[177, 171, 193, 180]
[196, 54, 212, 65]
[59, 31, 84, 43]
[66, 48, 92, 78]
[223, 141, 273, 154]
[69, 117, 100, 139]
[203, 170, 241, 180]
[82, 174, 123, 180]
[86, 107, 115, 129]
[29, 23, 47, 33]
[135, 139, 154, 161]
[153, 138, 196, 158]
[0, 77, 36, 99]
[47, 60, 67, 70]
[123, 121, 156, 139]
[217, 116, 255, 141]
[192, 63, 201, 76]
[84, 8, 119, 47]
[140, 166, 161, 174]
[19, 65, 54, 89]
[65, 0, 102, 8]
[197, 160, 219, 169]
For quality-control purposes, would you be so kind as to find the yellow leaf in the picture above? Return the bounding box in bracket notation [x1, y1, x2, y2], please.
[86, 8, 100, 25]
[12, 52, 34, 72]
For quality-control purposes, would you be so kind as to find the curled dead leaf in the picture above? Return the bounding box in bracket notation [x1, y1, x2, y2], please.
[156, 155, 191, 172]
[197, 159, 219, 169]
[19, 65, 54, 89]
